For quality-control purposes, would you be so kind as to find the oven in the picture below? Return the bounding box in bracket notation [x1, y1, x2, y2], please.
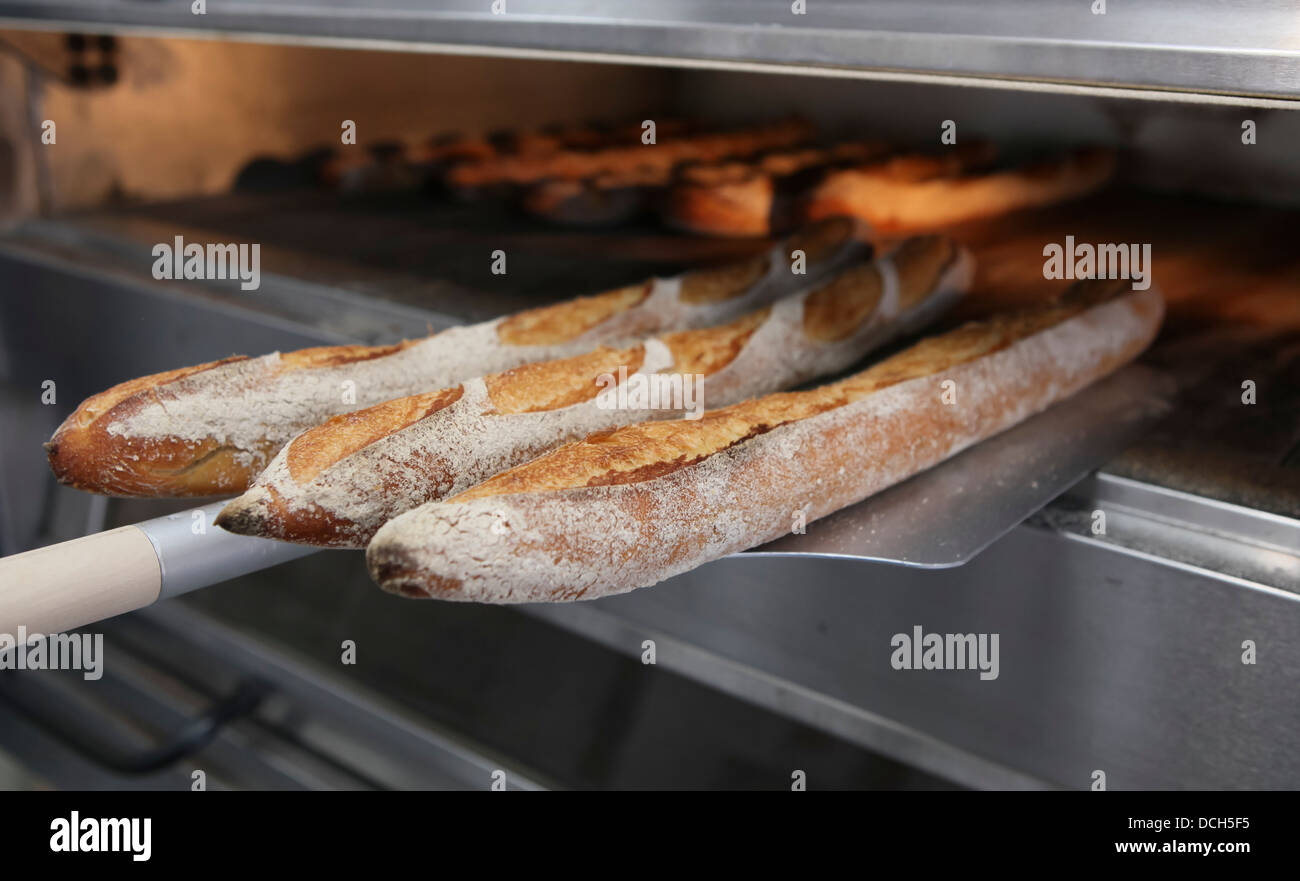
[0, 1, 1296, 791]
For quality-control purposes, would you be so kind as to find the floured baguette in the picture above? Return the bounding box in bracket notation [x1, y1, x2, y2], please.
[46, 218, 867, 497]
[367, 278, 1164, 603]
[216, 237, 972, 547]
[806, 147, 1115, 233]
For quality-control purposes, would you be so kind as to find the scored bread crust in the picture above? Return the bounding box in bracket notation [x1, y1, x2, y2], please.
[48, 218, 868, 497]
[366, 282, 1164, 603]
[806, 147, 1116, 233]
[216, 236, 972, 547]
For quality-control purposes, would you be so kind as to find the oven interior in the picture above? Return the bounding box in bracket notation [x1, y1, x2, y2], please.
[0, 11, 1297, 790]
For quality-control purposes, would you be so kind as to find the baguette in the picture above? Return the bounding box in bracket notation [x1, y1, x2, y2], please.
[806, 147, 1116, 233]
[46, 218, 867, 497]
[419, 119, 696, 192]
[526, 139, 891, 230]
[521, 167, 666, 227]
[216, 237, 973, 547]
[447, 119, 815, 191]
[661, 140, 907, 237]
[367, 279, 1164, 602]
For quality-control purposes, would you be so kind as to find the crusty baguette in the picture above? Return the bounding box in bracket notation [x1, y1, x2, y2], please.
[526, 139, 891, 230]
[806, 147, 1116, 233]
[367, 279, 1164, 602]
[661, 140, 899, 237]
[46, 218, 867, 498]
[419, 119, 696, 192]
[662, 141, 996, 237]
[521, 168, 666, 227]
[447, 119, 815, 191]
[216, 237, 973, 547]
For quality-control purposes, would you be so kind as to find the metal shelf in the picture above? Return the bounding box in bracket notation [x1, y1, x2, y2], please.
[1, 1, 1298, 103]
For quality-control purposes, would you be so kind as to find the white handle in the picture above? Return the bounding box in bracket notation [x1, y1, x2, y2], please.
[0, 502, 319, 640]
[0, 526, 161, 638]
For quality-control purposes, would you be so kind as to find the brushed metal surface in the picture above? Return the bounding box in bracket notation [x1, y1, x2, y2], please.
[137, 503, 317, 601]
[0, 1, 1298, 101]
[1040, 473, 1300, 594]
[527, 524, 1300, 789]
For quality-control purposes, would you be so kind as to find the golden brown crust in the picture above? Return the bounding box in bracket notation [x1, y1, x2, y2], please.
[801, 235, 957, 341]
[892, 236, 961, 309]
[51, 357, 246, 439]
[46, 357, 261, 497]
[217, 450, 463, 548]
[678, 254, 771, 304]
[664, 142, 891, 236]
[807, 147, 1114, 233]
[678, 161, 758, 187]
[49, 342, 441, 495]
[49, 428, 276, 498]
[286, 386, 465, 484]
[802, 263, 885, 342]
[279, 339, 421, 369]
[660, 308, 772, 376]
[218, 290, 796, 541]
[665, 174, 775, 237]
[756, 148, 826, 177]
[495, 282, 651, 346]
[783, 216, 859, 266]
[447, 119, 814, 188]
[215, 484, 345, 548]
[453, 283, 1120, 502]
[484, 345, 644, 414]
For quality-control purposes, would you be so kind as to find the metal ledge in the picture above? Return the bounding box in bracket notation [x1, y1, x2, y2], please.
[1, 1, 1298, 103]
[1037, 472, 1300, 595]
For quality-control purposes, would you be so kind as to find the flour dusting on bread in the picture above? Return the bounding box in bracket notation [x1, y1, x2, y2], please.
[367, 285, 1163, 602]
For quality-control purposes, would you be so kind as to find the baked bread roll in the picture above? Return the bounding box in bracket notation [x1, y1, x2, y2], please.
[216, 236, 972, 547]
[46, 218, 867, 497]
[806, 147, 1116, 233]
[367, 279, 1164, 602]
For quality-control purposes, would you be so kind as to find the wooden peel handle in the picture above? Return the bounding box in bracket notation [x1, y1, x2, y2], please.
[0, 526, 162, 638]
